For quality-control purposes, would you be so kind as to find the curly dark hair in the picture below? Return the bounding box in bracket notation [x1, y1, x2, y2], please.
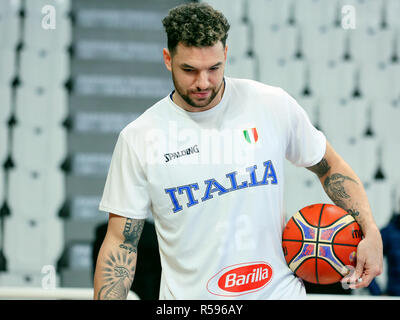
[162, 2, 230, 55]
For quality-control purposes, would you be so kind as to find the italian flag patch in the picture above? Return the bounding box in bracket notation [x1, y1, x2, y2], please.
[243, 128, 259, 144]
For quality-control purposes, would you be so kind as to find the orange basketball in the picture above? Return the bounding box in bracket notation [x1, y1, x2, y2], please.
[282, 203, 362, 284]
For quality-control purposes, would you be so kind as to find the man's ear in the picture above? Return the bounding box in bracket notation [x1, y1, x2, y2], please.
[163, 48, 172, 72]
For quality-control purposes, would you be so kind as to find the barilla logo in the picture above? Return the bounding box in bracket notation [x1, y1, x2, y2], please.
[207, 261, 273, 297]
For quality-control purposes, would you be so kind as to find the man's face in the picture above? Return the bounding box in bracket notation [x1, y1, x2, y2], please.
[163, 41, 228, 112]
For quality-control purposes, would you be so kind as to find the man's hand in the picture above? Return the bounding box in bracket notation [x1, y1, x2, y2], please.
[346, 227, 383, 289]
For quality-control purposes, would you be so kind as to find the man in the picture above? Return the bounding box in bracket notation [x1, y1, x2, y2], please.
[94, 2, 382, 299]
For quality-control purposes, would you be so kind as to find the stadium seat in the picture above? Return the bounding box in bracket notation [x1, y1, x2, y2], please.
[301, 25, 346, 64]
[387, 0, 400, 29]
[0, 84, 12, 124]
[19, 47, 70, 88]
[24, 0, 71, 15]
[15, 84, 68, 128]
[8, 167, 65, 219]
[319, 98, 368, 145]
[0, 49, 16, 86]
[204, 0, 245, 24]
[248, 0, 292, 27]
[356, 137, 381, 183]
[24, 0, 72, 51]
[0, 0, 21, 51]
[226, 23, 250, 60]
[311, 59, 356, 103]
[347, 98, 371, 140]
[373, 99, 400, 143]
[342, 0, 383, 30]
[293, 0, 338, 29]
[12, 124, 67, 171]
[3, 215, 64, 273]
[225, 55, 256, 80]
[0, 125, 9, 167]
[260, 57, 306, 98]
[253, 23, 297, 64]
[365, 179, 392, 229]
[0, 85, 11, 166]
[0, 166, 4, 204]
[350, 27, 393, 67]
[330, 137, 378, 184]
[361, 61, 400, 102]
[381, 140, 400, 183]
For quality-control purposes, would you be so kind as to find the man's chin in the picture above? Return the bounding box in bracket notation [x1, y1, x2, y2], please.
[182, 96, 212, 109]
[190, 93, 218, 107]
[190, 100, 214, 109]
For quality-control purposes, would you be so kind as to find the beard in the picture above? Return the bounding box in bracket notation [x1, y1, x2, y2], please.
[171, 70, 224, 109]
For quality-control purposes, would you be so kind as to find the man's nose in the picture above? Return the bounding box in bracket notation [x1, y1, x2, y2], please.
[195, 71, 210, 91]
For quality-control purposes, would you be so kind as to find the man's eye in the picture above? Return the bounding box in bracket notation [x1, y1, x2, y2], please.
[210, 67, 219, 71]
[183, 69, 194, 72]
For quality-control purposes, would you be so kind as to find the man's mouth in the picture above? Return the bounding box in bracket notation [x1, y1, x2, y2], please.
[192, 91, 211, 99]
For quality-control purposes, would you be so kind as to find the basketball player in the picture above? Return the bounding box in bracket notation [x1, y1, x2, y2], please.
[93, 3, 383, 299]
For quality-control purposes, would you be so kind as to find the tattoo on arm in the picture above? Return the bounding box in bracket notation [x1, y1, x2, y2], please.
[97, 219, 145, 299]
[323, 173, 358, 208]
[307, 158, 331, 178]
[119, 219, 145, 254]
[97, 250, 136, 300]
[309, 156, 366, 226]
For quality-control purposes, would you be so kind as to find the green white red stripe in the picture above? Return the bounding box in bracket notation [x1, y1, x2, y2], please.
[243, 128, 258, 143]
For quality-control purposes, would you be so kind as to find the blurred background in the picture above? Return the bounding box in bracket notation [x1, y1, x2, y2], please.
[0, 0, 399, 299]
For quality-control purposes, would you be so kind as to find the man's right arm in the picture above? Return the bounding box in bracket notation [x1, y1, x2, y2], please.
[93, 213, 145, 300]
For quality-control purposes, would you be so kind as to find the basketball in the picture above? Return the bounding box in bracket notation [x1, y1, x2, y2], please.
[282, 203, 363, 284]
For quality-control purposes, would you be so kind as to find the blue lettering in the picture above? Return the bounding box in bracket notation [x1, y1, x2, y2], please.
[165, 160, 279, 213]
[261, 160, 278, 184]
[201, 178, 229, 201]
[164, 187, 183, 213]
[246, 165, 265, 187]
[225, 171, 248, 191]
[178, 183, 200, 207]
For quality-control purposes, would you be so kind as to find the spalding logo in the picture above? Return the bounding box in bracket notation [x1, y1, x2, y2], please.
[207, 261, 273, 297]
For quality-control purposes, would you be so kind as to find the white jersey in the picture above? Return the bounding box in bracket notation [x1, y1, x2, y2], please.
[99, 77, 326, 299]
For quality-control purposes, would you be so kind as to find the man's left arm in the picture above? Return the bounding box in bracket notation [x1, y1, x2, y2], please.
[306, 140, 383, 289]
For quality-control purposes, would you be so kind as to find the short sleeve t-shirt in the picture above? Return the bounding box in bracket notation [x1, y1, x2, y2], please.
[99, 77, 326, 299]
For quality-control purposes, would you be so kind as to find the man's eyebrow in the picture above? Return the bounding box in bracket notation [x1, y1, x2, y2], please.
[180, 62, 223, 69]
[210, 62, 223, 68]
[180, 63, 195, 69]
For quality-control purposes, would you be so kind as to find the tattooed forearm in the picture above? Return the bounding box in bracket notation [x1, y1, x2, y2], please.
[119, 218, 145, 254]
[95, 218, 145, 300]
[97, 250, 136, 300]
[323, 173, 358, 208]
[307, 158, 331, 178]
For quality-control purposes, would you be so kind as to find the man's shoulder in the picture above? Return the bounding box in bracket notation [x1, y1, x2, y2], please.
[227, 77, 291, 111]
[228, 77, 287, 98]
